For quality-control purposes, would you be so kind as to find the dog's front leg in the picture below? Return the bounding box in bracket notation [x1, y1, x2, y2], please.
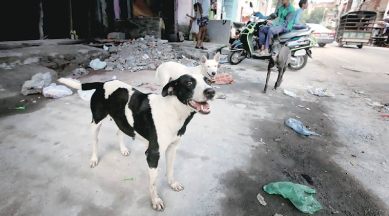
[90, 122, 102, 168]
[146, 147, 164, 211]
[166, 141, 184, 192]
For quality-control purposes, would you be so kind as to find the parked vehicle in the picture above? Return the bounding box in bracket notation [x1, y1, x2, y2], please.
[307, 23, 335, 47]
[336, 11, 376, 49]
[228, 20, 314, 71]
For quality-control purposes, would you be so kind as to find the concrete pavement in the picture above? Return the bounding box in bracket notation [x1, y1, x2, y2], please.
[0, 43, 389, 216]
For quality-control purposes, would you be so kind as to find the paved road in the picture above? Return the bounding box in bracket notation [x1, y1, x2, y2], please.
[0, 43, 388, 216]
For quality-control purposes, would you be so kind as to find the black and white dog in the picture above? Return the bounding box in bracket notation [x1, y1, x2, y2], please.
[58, 74, 215, 211]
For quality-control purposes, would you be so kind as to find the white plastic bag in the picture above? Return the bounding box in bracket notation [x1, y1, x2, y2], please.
[42, 83, 73, 99]
[190, 20, 199, 34]
[77, 89, 95, 101]
[89, 58, 107, 70]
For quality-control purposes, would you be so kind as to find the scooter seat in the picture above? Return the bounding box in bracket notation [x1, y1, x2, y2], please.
[279, 28, 311, 40]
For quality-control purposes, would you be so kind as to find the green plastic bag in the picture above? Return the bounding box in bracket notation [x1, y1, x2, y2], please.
[263, 181, 322, 214]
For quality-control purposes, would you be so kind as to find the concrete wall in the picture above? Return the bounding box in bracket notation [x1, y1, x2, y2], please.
[177, 0, 193, 26]
[207, 20, 231, 44]
[124, 17, 163, 38]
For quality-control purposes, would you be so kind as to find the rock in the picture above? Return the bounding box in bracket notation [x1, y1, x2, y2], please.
[107, 32, 126, 40]
[72, 68, 89, 78]
[77, 49, 89, 55]
[0, 63, 13, 70]
[21, 72, 52, 95]
[23, 57, 40, 65]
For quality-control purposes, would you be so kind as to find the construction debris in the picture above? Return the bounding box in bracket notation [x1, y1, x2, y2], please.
[72, 68, 89, 78]
[21, 72, 52, 95]
[104, 36, 181, 72]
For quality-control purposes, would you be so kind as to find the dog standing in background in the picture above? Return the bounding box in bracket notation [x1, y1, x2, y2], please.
[156, 53, 220, 86]
[264, 44, 291, 93]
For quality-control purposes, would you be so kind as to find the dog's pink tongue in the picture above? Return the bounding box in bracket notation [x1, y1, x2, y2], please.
[201, 103, 210, 113]
[190, 101, 210, 113]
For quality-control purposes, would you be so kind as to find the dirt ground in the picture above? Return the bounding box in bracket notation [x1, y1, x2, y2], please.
[0, 43, 388, 216]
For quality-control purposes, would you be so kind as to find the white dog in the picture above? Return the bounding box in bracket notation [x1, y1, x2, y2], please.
[156, 53, 221, 86]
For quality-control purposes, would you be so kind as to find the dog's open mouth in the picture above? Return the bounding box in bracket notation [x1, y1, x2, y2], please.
[188, 100, 211, 114]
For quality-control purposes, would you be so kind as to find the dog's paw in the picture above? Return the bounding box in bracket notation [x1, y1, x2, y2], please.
[170, 181, 184, 192]
[90, 156, 98, 168]
[151, 197, 165, 211]
[120, 147, 130, 156]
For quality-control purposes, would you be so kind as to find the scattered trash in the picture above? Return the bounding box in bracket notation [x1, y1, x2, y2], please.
[89, 58, 107, 70]
[236, 103, 247, 109]
[123, 177, 135, 181]
[258, 138, 266, 145]
[283, 89, 297, 98]
[274, 137, 282, 142]
[213, 73, 234, 85]
[78, 89, 95, 101]
[274, 214, 283, 216]
[32, 100, 37, 103]
[297, 105, 305, 108]
[341, 65, 363, 73]
[351, 154, 357, 158]
[257, 192, 267, 206]
[306, 107, 311, 111]
[285, 118, 320, 136]
[381, 114, 389, 118]
[308, 87, 334, 97]
[42, 83, 73, 99]
[301, 174, 314, 185]
[215, 94, 227, 99]
[329, 205, 340, 214]
[14, 105, 26, 110]
[21, 72, 52, 95]
[367, 101, 384, 108]
[353, 89, 365, 95]
[263, 181, 322, 214]
[72, 68, 89, 78]
[103, 45, 109, 51]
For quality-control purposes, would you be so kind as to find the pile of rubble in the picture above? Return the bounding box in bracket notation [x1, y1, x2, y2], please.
[105, 35, 194, 72]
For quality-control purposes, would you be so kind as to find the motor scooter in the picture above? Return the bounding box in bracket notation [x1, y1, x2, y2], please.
[228, 19, 315, 70]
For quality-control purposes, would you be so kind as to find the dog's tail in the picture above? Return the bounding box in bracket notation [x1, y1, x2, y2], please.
[58, 78, 104, 90]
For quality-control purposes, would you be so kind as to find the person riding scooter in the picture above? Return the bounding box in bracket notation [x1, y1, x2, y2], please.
[258, 0, 295, 56]
[293, 0, 308, 30]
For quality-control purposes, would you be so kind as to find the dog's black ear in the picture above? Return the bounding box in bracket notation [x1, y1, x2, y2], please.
[162, 80, 177, 97]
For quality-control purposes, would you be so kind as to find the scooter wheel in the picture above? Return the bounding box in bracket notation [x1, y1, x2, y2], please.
[228, 51, 245, 65]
